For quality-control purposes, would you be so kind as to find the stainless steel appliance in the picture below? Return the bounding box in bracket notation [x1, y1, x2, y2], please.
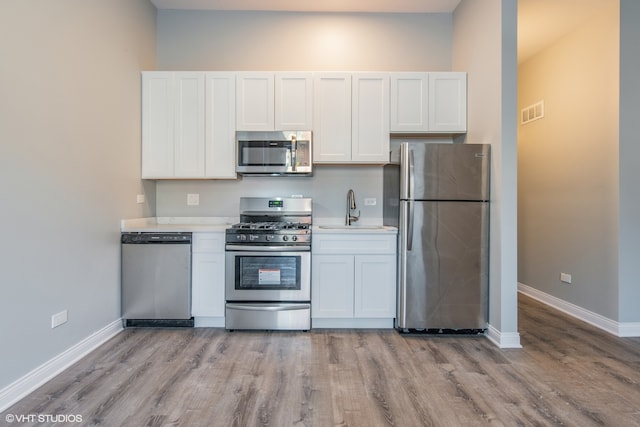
[383, 142, 490, 333]
[121, 232, 193, 327]
[236, 131, 312, 176]
[225, 197, 312, 330]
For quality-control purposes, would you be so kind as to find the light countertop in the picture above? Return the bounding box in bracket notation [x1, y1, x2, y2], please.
[121, 217, 236, 233]
[121, 217, 397, 234]
[313, 218, 397, 234]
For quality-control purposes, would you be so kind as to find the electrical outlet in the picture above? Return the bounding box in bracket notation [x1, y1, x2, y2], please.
[364, 198, 377, 206]
[51, 310, 68, 328]
[136, 194, 145, 204]
[187, 193, 200, 206]
[560, 273, 572, 284]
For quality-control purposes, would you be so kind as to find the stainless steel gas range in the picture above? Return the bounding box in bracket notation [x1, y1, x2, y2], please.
[225, 197, 312, 331]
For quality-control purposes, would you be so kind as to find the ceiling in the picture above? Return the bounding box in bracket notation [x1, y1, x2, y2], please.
[518, 0, 612, 63]
[150, 0, 462, 13]
[150, 0, 612, 63]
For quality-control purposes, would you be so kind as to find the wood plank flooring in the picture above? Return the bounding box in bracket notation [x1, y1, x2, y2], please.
[3, 294, 640, 426]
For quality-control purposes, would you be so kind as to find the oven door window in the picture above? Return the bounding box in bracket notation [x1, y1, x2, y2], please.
[235, 255, 301, 290]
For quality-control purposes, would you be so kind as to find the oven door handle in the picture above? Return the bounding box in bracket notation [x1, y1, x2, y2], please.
[225, 245, 310, 252]
[226, 303, 310, 312]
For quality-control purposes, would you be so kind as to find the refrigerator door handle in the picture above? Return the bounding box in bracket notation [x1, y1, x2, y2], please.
[400, 142, 414, 199]
[408, 147, 415, 200]
[407, 200, 414, 251]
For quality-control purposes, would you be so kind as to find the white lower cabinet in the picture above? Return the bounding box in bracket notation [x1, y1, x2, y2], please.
[312, 233, 397, 328]
[191, 232, 225, 326]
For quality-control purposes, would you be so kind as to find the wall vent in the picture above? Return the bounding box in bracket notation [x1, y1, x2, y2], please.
[521, 100, 544, 125]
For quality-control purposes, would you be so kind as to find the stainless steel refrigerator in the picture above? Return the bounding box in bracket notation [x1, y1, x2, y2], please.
[383, 142, 490, 332]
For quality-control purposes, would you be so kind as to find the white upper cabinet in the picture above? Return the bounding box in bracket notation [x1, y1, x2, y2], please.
[429, 72, 467, 132]
[142, 72, 205, 178]
[390, 72, 467, 133]
[142, 72, 174, 178]
[313, 73, 390, 164]
[174, 73, 206, 177]
[275, 73, 313, 130]
[390, 73, 429, 132]
[205, 73, 236, 179]
[236, 72, 312, 131]
[142, 71, 236, 179]
[312, 73, 352, 163]
[352, 73, 390, 163]
[235, 73, 274, 131]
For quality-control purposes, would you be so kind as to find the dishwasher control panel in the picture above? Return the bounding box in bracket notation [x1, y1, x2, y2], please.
[121, 232, 192, 244]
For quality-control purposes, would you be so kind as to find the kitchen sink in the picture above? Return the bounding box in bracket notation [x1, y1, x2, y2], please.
[318, 225, 388, 230]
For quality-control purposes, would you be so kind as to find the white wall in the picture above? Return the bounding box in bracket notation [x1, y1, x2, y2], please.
[517, 2, 620, 319]
[452, 0, 520, 345]
[154, 11, 456, 220]
[0, 0, 157, 390]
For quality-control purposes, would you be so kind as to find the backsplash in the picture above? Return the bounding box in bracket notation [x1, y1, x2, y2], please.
[154, 137, 453, 220]
[155, 165, 384, 220]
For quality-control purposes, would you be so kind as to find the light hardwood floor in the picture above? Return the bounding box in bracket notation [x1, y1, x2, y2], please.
[3, 294, 640, 426]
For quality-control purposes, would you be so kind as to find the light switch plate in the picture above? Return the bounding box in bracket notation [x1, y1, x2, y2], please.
[364, 198, 377, 206]
[136, 194, 145, 204]
[187, 193, 200, 206]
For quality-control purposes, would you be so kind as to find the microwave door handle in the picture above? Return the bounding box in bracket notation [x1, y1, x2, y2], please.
[290, 135, 297, 171]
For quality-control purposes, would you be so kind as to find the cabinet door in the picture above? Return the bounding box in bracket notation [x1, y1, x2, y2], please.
[205, 73, 236, 179]
[142, 72, 174, 178]
[312, 73, 352, 163]
[174, 72, 205, 177]
[428, 72, 467, 132]
[352, 73, 389, 163]
[275, 73, 312, 130]
[236, 73, 274, 131]
[390, 73, 429, 132]
[312, 255, 354, 318]
[354, 255, 397, 318]
[191, 252, 225, 317]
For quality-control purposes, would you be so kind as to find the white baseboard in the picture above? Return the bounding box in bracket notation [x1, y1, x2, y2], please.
[518, 283, 640, 337]
[485, 324, 522, 348]
[0, 319, 123, 413]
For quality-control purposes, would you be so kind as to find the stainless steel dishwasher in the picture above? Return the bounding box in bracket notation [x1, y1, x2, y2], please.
[121, 232, 193, 327]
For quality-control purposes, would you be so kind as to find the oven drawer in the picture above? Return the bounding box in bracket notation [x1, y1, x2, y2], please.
[226, 303, 311, 330]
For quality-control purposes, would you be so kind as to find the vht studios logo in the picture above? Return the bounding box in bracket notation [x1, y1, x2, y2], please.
[5, 413, 83, 423]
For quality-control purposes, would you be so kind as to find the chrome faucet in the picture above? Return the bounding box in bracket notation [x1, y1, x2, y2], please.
[346, 189, 360, 226]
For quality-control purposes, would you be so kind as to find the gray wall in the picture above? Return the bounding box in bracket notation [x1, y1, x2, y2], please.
[154, 11, 456, 221]
[156, 11, 453, 71]
[517, 2, 620, 320]
[0, 0, 157, 389]
[618, 0, 640, 323]
[452, 0, 519, 338]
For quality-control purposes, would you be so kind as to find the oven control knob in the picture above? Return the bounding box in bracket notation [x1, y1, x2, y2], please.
[239, 235, 247, 241]
[265, 235, 273, 242]
[282, 235, 289, 242]
[291, 235, 298, 242]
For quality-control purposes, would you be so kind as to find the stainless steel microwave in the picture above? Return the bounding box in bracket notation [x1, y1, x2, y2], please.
[236, 131, 312, 176]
